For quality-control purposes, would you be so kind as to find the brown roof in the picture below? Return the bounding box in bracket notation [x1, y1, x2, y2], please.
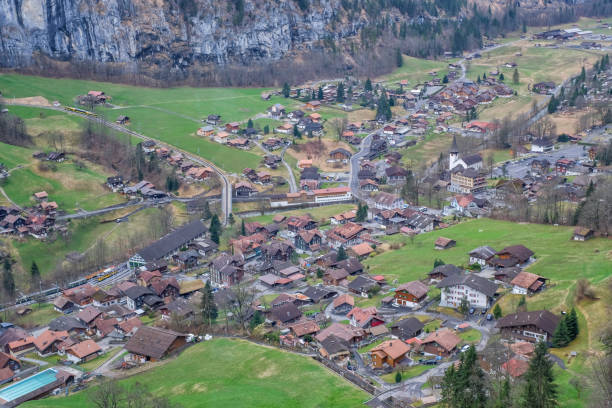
[573, 227, 593, 237]
[7, 337, 34, 351]
[510, 341, 535, 357]
[510, 271, 544, 289]
[502, 358, 529, 378]
[497, 245, 534, 263]
[0, 367, 13, 382]
[349, 242, 374, 257]
[325, 268, 349, 281]
[371, 339, 411, 360]
[290, 320, 320, 337]
[422, 328, 461, 352]
[94, 318, 119, 337]
[496, 310, 560, 335]
[33, 330, 69, 352]
[68, 340, 102, 359]
[396, 281, 429, 298]
[332, 294, 355, 309]
[76, 306, 102, 324]
[0, 352, 19, 369]
[435, 237, 455, 247]
[315, 322, 364, 343]
[118, 317, 143, 334]
[125, 326, 186, 360]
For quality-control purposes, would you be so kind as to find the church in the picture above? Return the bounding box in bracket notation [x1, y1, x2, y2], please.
[449, 135, 483, 171]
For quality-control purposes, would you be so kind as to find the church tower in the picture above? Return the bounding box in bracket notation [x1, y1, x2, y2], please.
[449, 135, 459, 170]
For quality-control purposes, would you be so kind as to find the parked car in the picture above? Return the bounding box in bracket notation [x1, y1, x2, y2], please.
[469, 308, 475, 315]
[486, 313, 493, 321]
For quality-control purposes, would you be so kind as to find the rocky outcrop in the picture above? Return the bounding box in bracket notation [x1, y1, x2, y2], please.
[0, 0, 366, 69]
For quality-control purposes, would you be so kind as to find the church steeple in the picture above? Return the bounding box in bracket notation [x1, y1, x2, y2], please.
[450, 134, 459, 154]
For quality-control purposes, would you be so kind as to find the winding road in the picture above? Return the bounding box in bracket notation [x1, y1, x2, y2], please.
[1, 101, 233, 224]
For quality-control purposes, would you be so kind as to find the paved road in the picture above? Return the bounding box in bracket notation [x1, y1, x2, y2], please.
[493, 143, 588, 178]
[254, 141, 297, 193]
[349, 129, 378, 200]
[1, 101, 233, 224]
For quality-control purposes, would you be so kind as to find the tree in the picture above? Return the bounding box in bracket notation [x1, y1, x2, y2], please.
[227, 283, 257, 332]
[88, 379, 123, 408]
[396, 48, 403, 68]
[2, 259, 15, 298]
[493, 303, 502, 319]
[522, 342, 558, 408]
[249, 310, 264, 329]
[548, 95, 559, 114]
[336, 82, 345, 103]
[202, 201, 212, 220]
[241, 219, 246, 236]
[247, 118, 253, 128]
[499, 73, 505, 81]
[293, 124, 301, 140]
[459, 296, 470, 316]
[282, 82, 290, 98]
[228, 213, 235, 226]
[210, 214, 222, 244]
[434, 258, 445, 268]
[337, 246, 348, 261]
[513, 68, 520, 85]
[376, 93, 392, 121]
[552, 317, 571, 348]
[364, 78, 373, 92]
[566, 308, 579, 340]
[517, 295, 527, 312]
[356, 202, 368, 222]
[442, 75, 449, 84]
[263, 124, 270, 135]
[317, 86, 323, 100]
[201, 280, 218, 326]
[395, 371, 402, 383]
[30, 261, 40, 285]
[441, 345, 488, 408]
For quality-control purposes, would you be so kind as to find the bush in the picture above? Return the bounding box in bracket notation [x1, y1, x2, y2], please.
[395, 371, 402, 383]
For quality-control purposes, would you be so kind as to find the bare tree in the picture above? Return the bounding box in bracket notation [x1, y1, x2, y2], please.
[89, 380, 124, 408]
[226, 283, 257, 333]
[329, 117, 348, 142]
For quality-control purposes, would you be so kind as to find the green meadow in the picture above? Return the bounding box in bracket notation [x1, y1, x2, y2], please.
[23, 338, 368, 408]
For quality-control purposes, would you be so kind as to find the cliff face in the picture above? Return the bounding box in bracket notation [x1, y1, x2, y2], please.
[0, 0, 366, 69]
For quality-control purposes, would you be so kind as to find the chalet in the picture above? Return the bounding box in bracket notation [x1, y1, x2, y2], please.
[262, 138, 282, 150]
[330, 258, 364, 275]
[261, 241, 294, 262]
[394, 281, 428, 307]
[125, 326, 187, 363]
[330, 209, 357, 225]
[33, 191, 48, 201]
[287, 110, 305, 122]
[290, 321, 320, 338]
[150, 278, 180, 298]
[319, 335, 350, 360]
[205, 114, 221, 125]
[210, 253, 244, 286]
[555, 158, 574, 174]
[33, 330, 69, 356]
[359, 179, 379, 192]
[348, 243, 374, 259]
[305, 101, 322, 110]
[490, 245, 534, 268]
[438, 274, 498, 309]
[434, 237, 456, 250]
[405, 213, 434, 233]
[385, 166, 408, 184]
[308, 113, 322, 122]
[323, 268, 349, 286]
[496, 310, 560, 343]
[275, 123, 293, 134]
[531, 138, 553, 153]
[422, 328, 461, 357]
[287, 215, 317, 232]
[294, 229, 323, 253]
[493, 267, 522, 284]
[348, 275, 378, 297]
[106, 176, 124, 192]
[270, 303, 302, 326]
[227, 138, 250, 149]
[390, 317, 424, 340]
[53, 297, 75, 314]
[197, 126, 215, 137]
[372, 192, 404, 210]
[300, 286, 337, 303]
[76, 306, 102, 329]
[234, 181, 257, 197]
[297, 159, 313, 169]
[87, 90, 108, 103]
[160, 298, 195, 322]
[316, 322, 365, 344]
[62, 284, 98, 307]
[533, 82, 556, 95]
[468, 246, 496, 267]
[573, 227, 594, 241]
[347, 307, 385, 329]
[332, 294, 355, 315]
[329, 148, 352, 163]
[66, 340, 102, 363]
[370, 340, 411, 369]
[214, 131, 230, 144]
[326, 222, 367, 248]
[123, 286, 163, 311]
[465, 121, 499, 134]
[225, 122, 241, 133]
[510, 271, 547, 295]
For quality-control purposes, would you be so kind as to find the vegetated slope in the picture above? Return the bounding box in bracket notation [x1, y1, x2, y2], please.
[0, 0, 594, 86]
[22, 338, 369, 408]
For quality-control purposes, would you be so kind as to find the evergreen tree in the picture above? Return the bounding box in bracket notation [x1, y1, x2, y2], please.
[442, 75, 449, 84]
[201, 280, 218, 326]
[263, 124, 270, 135]
[364, 78, 373, 92]
[586, 180, 595, 197]
[395, 371, 402, 383]
[30, 261, 40, 284]
[483, 73, 487, 80]
[241, 219, 246, 236]
[396, 48, 403, 68]
[522, 342, 558, 408]
[513, 68, 520, 84]
[566, 308, 578, 340]
[293, 124, 301, 139]
[210, 214, 222, 244]
[336, 82, 345, 103]
[210, 228, 220, 245]
[499, 73, 505, 81]
[202, 201, 212, 220]
[493, 303, 502, 319]
[547, 95, 559, 114]
[376, 93, 392, 121]
[247, 118, 253, 128]
[522, 21, 527, 33]
[282, 82, 290, 98]
[228, 213, 235, 226]
[317, 86, 323, 100]
[2, 259, 15, 298]
[434, 258, 445, 268]
[441, 345, 488, 408]
[477, 75, 481, 84]
[311, 89, 316, 100]
[337, 246, 348, 261]
[552, 317, 570, 348]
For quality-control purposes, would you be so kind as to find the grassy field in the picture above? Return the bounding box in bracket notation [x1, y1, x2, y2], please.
[23, 338, 369, 408]
[0, 74, 292, 174]
[78, 347, 122, 372]
[2, 303, 61, 330]
[365, 219, 612, 286]
[457, 329, 482, 344]
[379, 55, 456, 87]
[244, 204, 356, 225]
[381, 365, 432, 383]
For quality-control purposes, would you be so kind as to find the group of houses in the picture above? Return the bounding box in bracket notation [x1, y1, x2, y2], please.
[0, 191, 61, 239]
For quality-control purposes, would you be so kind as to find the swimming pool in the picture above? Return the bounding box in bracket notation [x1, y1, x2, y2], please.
[0, 368, 58, 402]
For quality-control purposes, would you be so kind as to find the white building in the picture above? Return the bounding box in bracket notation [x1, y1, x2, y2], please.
[531, 138, 553, 153]
[468, 246, 496, 267]
[437, 274, 497, 309]
[449, 135, 483, 171]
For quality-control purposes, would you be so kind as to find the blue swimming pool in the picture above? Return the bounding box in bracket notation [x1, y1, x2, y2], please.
[0, 368, 58, 402]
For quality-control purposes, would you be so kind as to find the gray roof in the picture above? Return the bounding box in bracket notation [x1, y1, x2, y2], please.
[125, 326, 186, 360]
[348, 275, 377, 292]
[469, 246, 496, 260]
[123, 286, 155, 300]
[271, 303, 301, 323]
[437, 274, 498, 298]
[391, 317, 424, 339]
[48, 316, 87, 332]
[137, 220, 207, 262]
[496, 310, 560, 335]
[320, 334, 350, 355]
[300, 286, 336, 303]
[462, 154, 482, 166]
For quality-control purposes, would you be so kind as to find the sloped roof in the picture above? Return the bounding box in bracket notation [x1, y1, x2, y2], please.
[422, 328, 461, 352]
[271, 303, 302, 323]
[428, 264, 462, 278]
[137, 220, 207, 262]
[469, 246, 496, 260]
[371, 339, 411, 360]
[437, 274, 498, 298]
[333, 294, 355, 309]
[68, 340, 102, 359]
[290, 320, 320, 337]
[125, 326, 186, 359]
[496, 310, 560, 335]
[510, 271, 544, 289]
[396, 281, 429, 298]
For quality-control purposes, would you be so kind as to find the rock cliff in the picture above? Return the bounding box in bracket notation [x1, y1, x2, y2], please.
[0, 0, 365, 69]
